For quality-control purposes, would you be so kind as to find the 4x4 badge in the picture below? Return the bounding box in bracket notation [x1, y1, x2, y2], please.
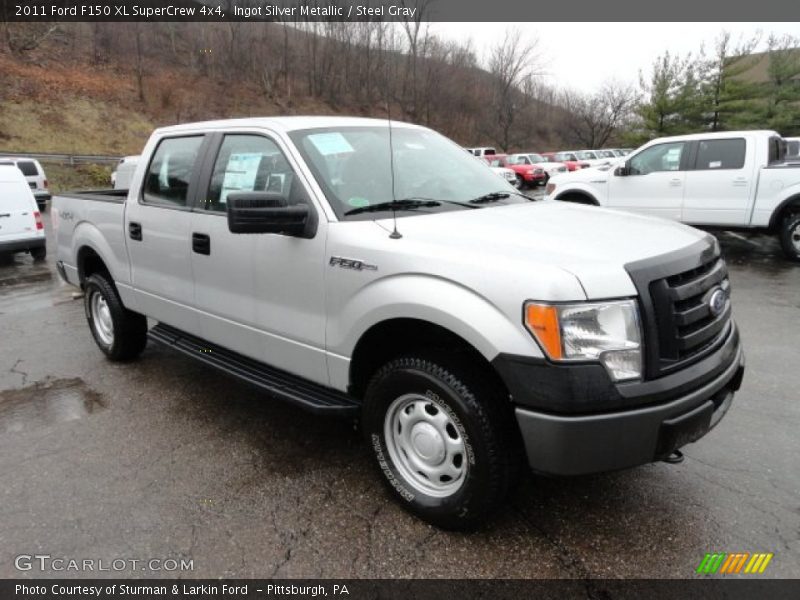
[329, 256, 377, 271]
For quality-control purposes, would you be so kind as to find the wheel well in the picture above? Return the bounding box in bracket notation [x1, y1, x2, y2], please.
[77, 246, 111, 287]
[556, 191, 599, 206]
[769, 195, 800, 233]
[349, 318, 508, 401]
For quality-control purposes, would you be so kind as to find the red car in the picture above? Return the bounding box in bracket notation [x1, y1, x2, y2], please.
[486, 154, 546, 188]
[541, 152, 590, 172]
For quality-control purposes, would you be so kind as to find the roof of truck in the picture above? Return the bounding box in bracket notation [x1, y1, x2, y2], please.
[156, 116, 425, 135]
[651, 130, 780, 142]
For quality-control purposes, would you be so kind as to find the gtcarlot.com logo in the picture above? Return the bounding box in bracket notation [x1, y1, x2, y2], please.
[696, 552, 774, 575]
[15, 554, 194, 573]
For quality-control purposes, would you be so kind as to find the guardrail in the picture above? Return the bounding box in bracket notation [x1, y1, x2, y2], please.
[0, 152, 122, 165]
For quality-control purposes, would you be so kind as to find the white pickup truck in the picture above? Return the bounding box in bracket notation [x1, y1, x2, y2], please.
[54, 117, 744, 529]
[546, 130, 800, 260]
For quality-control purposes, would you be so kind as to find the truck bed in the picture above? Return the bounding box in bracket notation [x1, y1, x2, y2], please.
[55, 188, 129, 203]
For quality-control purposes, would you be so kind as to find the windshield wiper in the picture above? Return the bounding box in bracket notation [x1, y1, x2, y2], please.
[343, 198, 441, 216]
[469, 190, 534, 204]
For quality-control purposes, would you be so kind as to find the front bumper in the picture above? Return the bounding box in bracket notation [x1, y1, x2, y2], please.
[499, 324, 744, 475]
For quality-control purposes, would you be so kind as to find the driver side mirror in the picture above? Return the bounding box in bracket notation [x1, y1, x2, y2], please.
[614, 163, 631, 177]
[227, 192, 313, 237]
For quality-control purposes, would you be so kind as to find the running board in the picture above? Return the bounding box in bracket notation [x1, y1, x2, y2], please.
[148, 323, 360, 417]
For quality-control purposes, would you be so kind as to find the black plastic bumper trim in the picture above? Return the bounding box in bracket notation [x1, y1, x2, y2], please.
[513, 343, 744, 476]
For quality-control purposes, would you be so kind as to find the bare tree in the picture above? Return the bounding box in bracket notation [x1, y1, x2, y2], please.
[561, 81, 638, 148]
[485, 29, 540, 151]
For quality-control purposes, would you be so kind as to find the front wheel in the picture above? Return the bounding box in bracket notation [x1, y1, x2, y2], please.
[84, 273, 148, 361]
[515, 174, 525, 189]
[780, 213, 800, 262]
[363, 355, 519, 530]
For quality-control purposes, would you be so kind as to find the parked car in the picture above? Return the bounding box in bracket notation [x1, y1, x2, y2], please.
[0, 157, 50, 211]
[487, 154, 546, 188]
[549, 152, 591, 171]
[571, 150, 614, 168]
[54, 117, 744, 529]
[466, 147, 497, 157]
[111, 155, 140, 190]
[513, 153, 568, 183]
[0, 165, 46, 260]
[480, 157, 520, 188]
[547, 130, 800, 260]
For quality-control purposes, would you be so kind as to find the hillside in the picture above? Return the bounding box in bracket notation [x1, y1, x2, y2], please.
[0, 22, 570, 158]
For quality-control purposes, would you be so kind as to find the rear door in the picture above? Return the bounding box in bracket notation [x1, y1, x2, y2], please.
[0, 177, 38, 241]
[681, 137, 753, 226]
[606, 140, 688, 220]
[189, 131, 329, 385]
[125, 134, 210, 336]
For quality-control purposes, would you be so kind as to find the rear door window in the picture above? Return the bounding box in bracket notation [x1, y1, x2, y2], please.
[142, 136, 204, 208]
[694, 139, 746, 170]
[17, 161, 38, 177]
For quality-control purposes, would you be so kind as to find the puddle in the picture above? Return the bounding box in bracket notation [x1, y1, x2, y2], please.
[0, 378, 105, 435]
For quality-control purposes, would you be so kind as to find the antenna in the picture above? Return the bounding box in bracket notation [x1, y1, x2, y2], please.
[386, 70, 402, 239]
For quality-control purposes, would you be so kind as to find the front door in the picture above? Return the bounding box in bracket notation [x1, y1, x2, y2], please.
[606, 141, 688, 221]
[189, 132, 329, 386]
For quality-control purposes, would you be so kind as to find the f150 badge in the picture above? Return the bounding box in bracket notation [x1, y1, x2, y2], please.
[329, 256, 377, 271]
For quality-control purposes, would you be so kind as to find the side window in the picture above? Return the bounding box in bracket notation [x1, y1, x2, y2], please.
[203, 134, 309, 213]
[628, 142, 685, 175]
[143, 136, 204, 208]
[694, 139, 746, 170]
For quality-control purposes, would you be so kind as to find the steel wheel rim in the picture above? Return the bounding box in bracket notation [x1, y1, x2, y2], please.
[792, 221, 800, 252]
[383, 393, 468, 497]
[91, 292, 114, 346]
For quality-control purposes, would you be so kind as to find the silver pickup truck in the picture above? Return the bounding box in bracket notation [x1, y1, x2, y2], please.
[54, 117, 745, 529]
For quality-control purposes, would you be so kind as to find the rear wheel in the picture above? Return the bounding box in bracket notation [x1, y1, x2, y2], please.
[30, 246, 46, 261]
[363, 354, 519, 530]
[780, 213, 800, 262]
[84, 273, 148, 361]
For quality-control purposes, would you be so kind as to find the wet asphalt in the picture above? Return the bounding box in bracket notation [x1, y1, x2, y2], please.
[0, 211, 798, 580]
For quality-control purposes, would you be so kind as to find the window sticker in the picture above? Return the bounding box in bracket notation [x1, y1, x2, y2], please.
[708, 161, 722, 169]
[308, 132, 355, 156]
[220, 152, 263, 202]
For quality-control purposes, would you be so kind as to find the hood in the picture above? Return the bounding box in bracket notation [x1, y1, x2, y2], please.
[372, 200, 709, 299]
[550, 164, 611, 187]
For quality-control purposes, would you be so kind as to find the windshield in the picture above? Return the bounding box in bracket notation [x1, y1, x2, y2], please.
[528, 153, 546, 162]
[555, 153, 575, 161]
[290, 126, 525, 220]
[576, 151, 596, 160]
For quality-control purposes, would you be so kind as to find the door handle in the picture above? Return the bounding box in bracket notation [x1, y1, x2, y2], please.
[128, 222, 142, 241]
[733, 178, 748, 187]
[669, 179, 682, 187]
[192, 232, 210, 255]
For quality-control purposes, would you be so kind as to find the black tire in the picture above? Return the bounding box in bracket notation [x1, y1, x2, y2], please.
[363, 354, 519, 530]
[30, 246, 46, 261]
[515, 174, 525, 189]
[780, 212, 800, 262]
[84, 273, 148, 361]
[540, 173, 549, 187]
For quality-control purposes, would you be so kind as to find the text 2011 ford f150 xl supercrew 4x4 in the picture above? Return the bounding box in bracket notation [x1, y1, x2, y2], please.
[54, 117, 744, 529]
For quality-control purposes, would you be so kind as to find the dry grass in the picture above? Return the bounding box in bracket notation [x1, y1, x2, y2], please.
[43, 163, 113, 194]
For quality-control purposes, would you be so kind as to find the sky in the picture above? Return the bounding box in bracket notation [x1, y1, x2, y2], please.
[430, 22, 800, 94]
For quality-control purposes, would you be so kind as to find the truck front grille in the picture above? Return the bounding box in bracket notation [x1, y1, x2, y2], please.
[626, 238, 732, 379]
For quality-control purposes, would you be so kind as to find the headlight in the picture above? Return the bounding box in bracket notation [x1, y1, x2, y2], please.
[524, 300, 642, 381]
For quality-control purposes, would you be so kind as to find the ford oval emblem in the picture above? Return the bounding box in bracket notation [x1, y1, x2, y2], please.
[708, 288, 727, 317]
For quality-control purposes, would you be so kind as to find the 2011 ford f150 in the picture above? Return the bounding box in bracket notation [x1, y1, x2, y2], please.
[54, 117, 744, 529]
[545, 130, 800, 261]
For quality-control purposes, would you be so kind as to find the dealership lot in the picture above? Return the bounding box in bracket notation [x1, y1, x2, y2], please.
[0, 214, 797, 579]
